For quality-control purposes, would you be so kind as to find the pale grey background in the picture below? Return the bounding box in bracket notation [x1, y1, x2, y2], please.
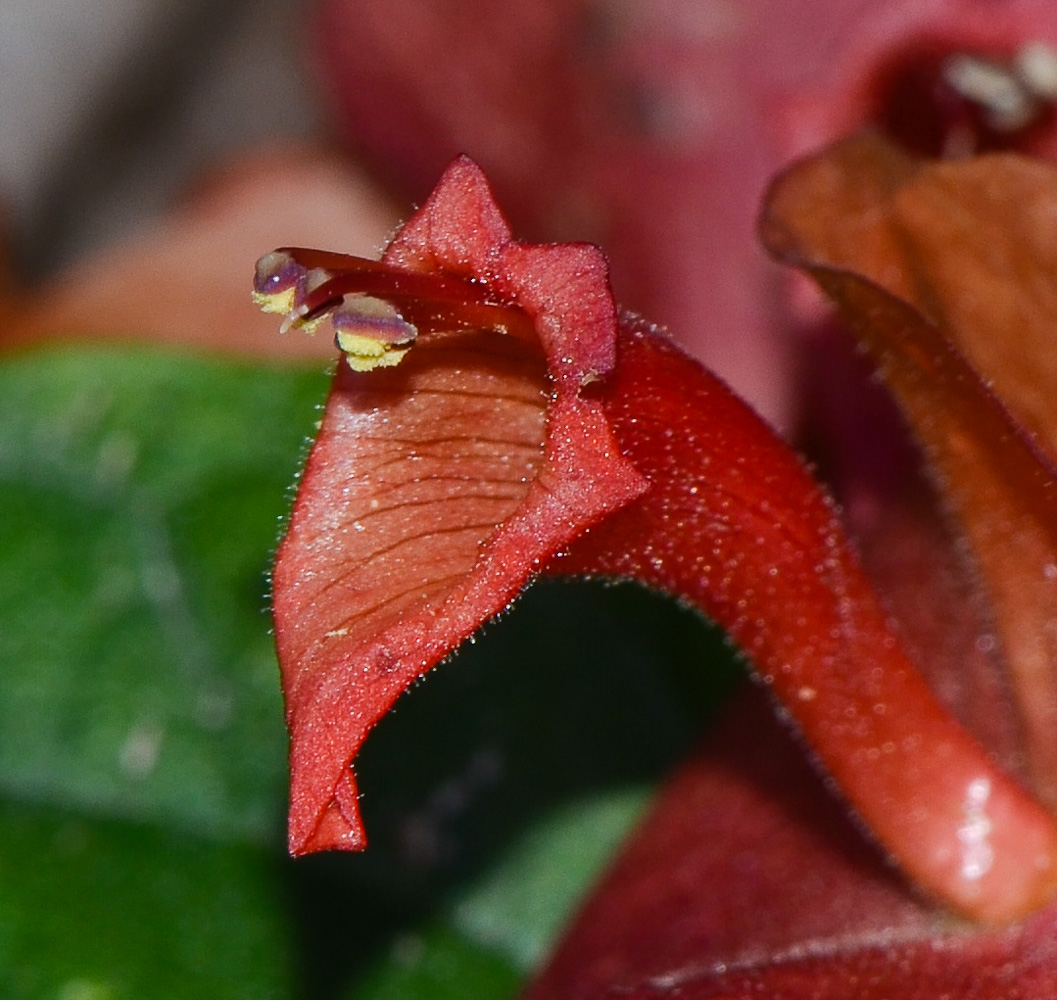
[0, 0, 321, 279]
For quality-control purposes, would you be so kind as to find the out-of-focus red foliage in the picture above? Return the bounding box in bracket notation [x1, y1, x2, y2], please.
[309, 0, 874, 428]
[311, 0, 1057, 434]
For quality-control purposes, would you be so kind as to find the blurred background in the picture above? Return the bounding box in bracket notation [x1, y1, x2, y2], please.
[0, 0, 320, 277]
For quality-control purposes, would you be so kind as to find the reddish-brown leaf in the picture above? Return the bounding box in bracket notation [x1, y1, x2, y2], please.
[762, 134, 1057, 806]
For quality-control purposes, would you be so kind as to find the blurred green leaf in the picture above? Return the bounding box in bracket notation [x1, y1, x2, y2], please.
[450, 787, 652, 971]
[0, 799, 290, 999]
[0, 346, 329, 842]
[345, 923, 519, 1000]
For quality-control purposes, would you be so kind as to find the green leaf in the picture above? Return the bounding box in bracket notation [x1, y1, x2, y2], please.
[338, 788, 653, 1000]
[0, 799, 291, 999]
[449, 787, 652, 970]
[0, 345, 329, 842]
[345, 923, 519, 1000]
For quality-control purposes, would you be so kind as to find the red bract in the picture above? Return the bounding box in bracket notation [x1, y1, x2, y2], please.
[261, 155, 1057, 928]
[264, 156, 647, 853]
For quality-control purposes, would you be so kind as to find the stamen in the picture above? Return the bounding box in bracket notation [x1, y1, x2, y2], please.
[253, 247, 539, 368]
[943, 52, 1044, 133]
[1016, 42, 1057, 100]
[333, 297, 417, 372]
[252, 250, 302, 315]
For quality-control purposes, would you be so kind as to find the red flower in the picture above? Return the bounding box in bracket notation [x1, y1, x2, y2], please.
[526, 131, 1057, 998]
[257, 150, 1057, 946]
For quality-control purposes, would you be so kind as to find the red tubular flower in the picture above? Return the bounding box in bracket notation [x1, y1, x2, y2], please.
[259, 154, 1057, 927]
[526, 132, 1057, 999]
